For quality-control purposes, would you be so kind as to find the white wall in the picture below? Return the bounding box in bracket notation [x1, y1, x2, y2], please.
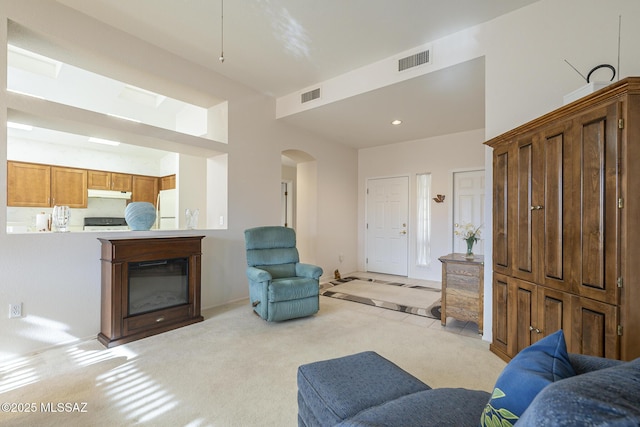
[177, 154, 207, 229]
[358, 129, 486, 282]
[0, 0, 357, 361]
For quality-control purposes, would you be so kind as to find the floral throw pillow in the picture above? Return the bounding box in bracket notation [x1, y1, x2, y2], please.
[479, 330, 576, 427]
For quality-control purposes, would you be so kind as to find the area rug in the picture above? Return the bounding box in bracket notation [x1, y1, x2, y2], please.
[320, 277, 441, 319]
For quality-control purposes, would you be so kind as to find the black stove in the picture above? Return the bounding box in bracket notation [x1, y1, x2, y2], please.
[83, 217, 128, 230]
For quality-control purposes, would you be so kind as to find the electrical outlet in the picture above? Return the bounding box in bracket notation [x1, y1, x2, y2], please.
[9, 303, 22, 318]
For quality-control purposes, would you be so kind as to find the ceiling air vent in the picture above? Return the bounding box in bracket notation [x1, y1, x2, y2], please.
[301, 88, 321, 104]
[398, 50, 430, 72]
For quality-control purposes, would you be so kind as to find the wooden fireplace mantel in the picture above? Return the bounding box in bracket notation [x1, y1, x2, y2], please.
[97, 236, 205, 348]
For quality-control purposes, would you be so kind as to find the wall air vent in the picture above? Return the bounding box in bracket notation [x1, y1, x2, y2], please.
[301, 88, 321, 103]
[398, 50, 430, 72]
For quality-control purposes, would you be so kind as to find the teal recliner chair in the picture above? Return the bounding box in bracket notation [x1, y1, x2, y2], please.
[244, 226, 323, 322]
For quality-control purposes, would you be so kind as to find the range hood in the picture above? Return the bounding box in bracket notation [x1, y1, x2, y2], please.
[87, 189, 132, 199]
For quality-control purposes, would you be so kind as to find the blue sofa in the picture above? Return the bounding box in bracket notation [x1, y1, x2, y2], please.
[297, 342, 640, 426]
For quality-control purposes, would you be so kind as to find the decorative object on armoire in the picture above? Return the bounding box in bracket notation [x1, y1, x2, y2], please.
[432, 194, 446, 203]
[486, 77, 640, 363]
[562, 60, 617, 104]
[52, 205, 71, 232]
[124, 202, 156, 230]
[454, 222, 482, 259]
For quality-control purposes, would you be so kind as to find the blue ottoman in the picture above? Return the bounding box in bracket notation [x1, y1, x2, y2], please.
[297, 351, 431, 426]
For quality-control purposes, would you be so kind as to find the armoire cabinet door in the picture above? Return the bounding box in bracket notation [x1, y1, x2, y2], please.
[572, 101, 620, 305]
[571, 296, 618, 359]
[510, 278, 537, 356]
[490, 273, 510, 361]
[536, 286, 572, 348]
[539, 124, 573, 292]
[492, 144, 513, 276]
[513, 135, 538, 283]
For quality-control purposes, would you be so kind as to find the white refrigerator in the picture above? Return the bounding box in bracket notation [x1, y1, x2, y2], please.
[157, 189, 178, 229]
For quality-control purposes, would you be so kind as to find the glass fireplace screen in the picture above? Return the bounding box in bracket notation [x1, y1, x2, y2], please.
[128, 257, 189, 316]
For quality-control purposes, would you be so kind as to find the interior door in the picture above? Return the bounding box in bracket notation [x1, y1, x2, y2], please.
[453, 170, 485, 254]
[366, 176, 409, 276]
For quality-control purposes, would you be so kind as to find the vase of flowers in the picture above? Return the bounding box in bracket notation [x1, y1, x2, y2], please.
[455, 222, 482, 259]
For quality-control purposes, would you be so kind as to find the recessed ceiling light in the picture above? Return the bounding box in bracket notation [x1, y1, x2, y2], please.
[391, 119, 403, 126]
[89, 137, 120, 146]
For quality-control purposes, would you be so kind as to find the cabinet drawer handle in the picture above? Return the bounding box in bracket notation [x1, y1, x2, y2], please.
[156, 316, 165, 323]
[529, 205, 544, 210]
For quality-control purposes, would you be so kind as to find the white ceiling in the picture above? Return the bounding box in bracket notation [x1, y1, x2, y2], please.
[53, 0, 540, 148]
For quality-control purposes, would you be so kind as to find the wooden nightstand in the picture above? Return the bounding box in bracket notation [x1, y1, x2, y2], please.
[438, 253, 484, 334]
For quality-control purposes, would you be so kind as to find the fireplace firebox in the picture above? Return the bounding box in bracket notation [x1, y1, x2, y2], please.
[98, 236, 204, 347]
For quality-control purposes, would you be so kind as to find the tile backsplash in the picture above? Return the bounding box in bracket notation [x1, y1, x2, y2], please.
[7, 197, 129, 232]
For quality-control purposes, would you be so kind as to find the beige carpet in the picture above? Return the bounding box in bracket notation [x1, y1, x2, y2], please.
[0, 296, 505, 427]
[321, 278, 441, 318]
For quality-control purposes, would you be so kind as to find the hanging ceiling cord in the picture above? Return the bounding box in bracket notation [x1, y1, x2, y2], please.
[219, 0, 225, 63]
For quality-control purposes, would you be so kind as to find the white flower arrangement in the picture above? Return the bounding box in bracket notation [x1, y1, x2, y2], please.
[454, 222, 482, 244]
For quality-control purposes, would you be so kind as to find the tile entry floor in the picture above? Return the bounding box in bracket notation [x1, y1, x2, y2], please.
[325, 271, 482, 339]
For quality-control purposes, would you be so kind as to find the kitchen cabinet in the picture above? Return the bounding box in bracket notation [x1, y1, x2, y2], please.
[7, 161, 87, 208]
[7, 161, 50, 207]
[486, 77, 640, 362]
[51, 166, 87, 208]
[160, 174, 176, 190]
[132, 175, 158, 205]
[8, 161, 166, 209]
[88, 170, 132, 192]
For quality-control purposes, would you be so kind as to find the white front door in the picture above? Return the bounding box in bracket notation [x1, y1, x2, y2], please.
[453, 170, 485, 254]
[366, 176, 409, 276]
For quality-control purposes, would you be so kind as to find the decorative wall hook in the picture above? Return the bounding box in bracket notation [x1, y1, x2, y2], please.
[433, 194, 445, 203]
